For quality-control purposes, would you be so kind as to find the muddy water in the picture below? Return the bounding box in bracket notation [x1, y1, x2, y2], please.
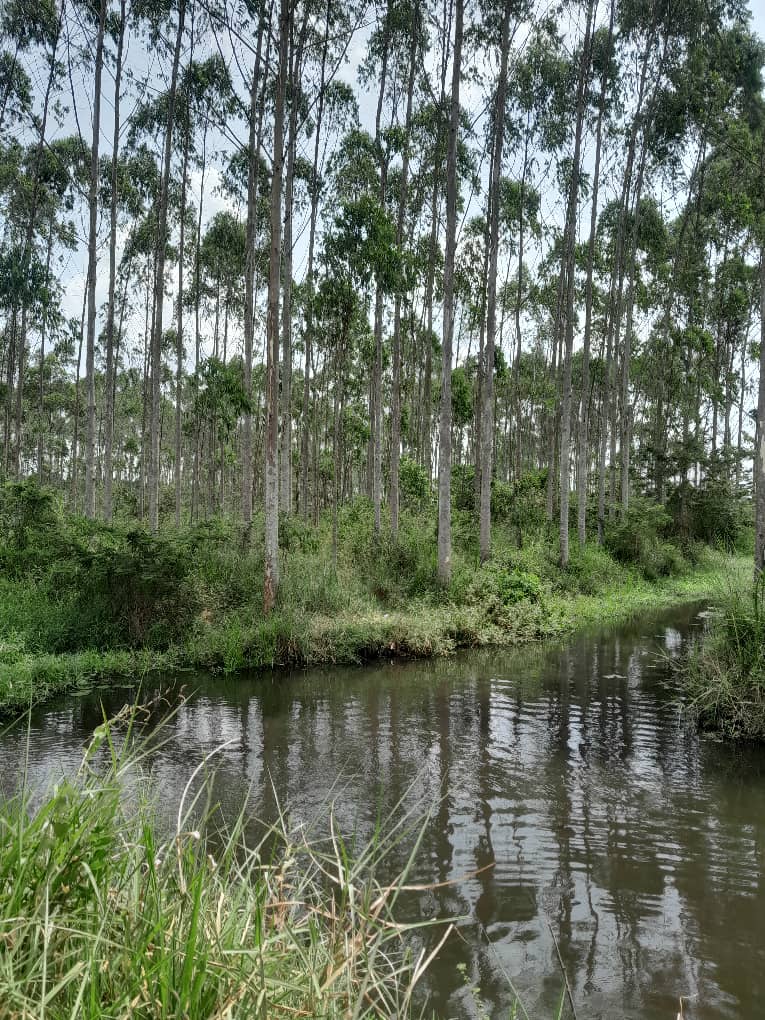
[2, 602, 764, 1019]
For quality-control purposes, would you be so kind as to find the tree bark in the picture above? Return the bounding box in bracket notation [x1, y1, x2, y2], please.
[264, 0, 290, 614]
[84, 0, 107, 518]
[149, 0, 186, 532]
[437, 0, 463, 585]
[103, 0, 126, 520]
[479, 1, 511, 562]
[755, 250, 765, 575]
[241, 10, 266, 525]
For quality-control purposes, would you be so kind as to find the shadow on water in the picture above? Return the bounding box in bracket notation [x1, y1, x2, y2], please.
[3, 601, 765, 1019]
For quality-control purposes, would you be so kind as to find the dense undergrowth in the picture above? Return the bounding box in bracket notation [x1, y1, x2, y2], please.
[0, 710, 450, 1019]
[0, 476, 752, 716]
[680, 577, 765, 741]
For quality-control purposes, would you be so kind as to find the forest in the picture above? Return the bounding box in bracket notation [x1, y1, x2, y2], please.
[3, 1, 765, 1015]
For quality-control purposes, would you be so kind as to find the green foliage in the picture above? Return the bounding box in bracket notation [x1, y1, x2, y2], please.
[498, 471, 547, 547]
[468, 562, 543, 621]
[604, 499, 685, 580]
[682, 580, 765, 741]
[278, 512, 320, 554]
[399, 456, 430, 510]
[0, 480, 62, 577]
[667, 477, 750, 551]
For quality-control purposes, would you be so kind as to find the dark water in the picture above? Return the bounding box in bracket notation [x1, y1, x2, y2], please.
[3, 602, 765, 1019]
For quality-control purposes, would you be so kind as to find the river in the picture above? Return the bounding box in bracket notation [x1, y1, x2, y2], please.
[2, 601, 764, 1019]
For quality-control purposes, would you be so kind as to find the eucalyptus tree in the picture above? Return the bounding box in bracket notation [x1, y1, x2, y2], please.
[557, 0, 595, 569]
[102, 0, 128, 521]
[82, 0, 108, 520]
[437, 0, 463, 585]
[477, 0, 515, 563]
[142, 0, 187, 533]
[264, 0, 291, 614]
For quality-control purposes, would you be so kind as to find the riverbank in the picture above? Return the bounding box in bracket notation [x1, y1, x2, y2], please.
[680, 580, 765, 741]
[0, 524, 747, 718]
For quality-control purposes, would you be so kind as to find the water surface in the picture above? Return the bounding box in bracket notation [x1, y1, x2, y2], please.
[2, 602, 764, 1019]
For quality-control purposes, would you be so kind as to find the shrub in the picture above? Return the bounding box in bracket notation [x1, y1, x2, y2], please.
[399, 456, 430, 510]
[468, 562, 543, 611]
[604, 499, 685, 579]
[0, 480, 64, 577]
[279, 512, 320, 553]
[667, 478, 750, 551]
[47, 525, 199, 651]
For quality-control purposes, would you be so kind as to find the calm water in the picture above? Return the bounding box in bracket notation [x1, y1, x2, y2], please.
[2, 603, 765, 1019]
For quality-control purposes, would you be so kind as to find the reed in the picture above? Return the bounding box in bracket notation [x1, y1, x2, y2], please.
[0, 708, 451, 1018]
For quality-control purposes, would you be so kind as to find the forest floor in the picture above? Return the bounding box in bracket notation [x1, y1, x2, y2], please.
[0, 493, 750, 718]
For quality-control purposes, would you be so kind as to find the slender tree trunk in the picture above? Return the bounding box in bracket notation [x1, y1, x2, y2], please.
[577, 0, 612, 547]
[103, 0, 126, 520]
[437, 0, 463, 585]
[559, 1, 594, 568]
[37, 220, 55, 482]
[300, 1, 330, 519]
[479, 2, 511, 562]
[149, 0, 186, 532]
[264, 0, 290, 614]
[279, 13, 307, 515]
[372, 1, 391, 536]
[390, 11, 418, 537]
[84, 0, 107, 518]
[242, 10, 266, 526]
[14, 308, 27, 475]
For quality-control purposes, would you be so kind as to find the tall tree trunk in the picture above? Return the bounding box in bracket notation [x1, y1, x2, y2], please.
[103, 0, 126, 520]
[264, 0, 290, 614]
[479, 1, 511, 563]
[372, 0, 392, 536]
[85, 0, 107, 519]
[437, 0, 463, 585]
[149, 0, 186, 532]
[300, 0, 330, 519]
[279, 12, 307, 515]
[577, 0, 612, 547]
[242, 9, 267, 526]
[37, 221, 55, 482]
[390, 9, 418, 537]
[559, 0, 594, 568]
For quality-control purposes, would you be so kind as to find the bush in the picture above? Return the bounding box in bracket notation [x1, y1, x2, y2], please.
[681, 581, 765, 740]
[0, 480, 64, 578]
[340, 499, 438, 602]
[667, 478, 750, 551]
[468, 562, 543, 612]
[399, 456, 430, 510]
[604, 499, 685, 579]
[60, 525, 199, 650]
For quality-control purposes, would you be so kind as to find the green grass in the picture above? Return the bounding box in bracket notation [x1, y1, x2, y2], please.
[0, 710, 450, 1019]
[679, 575, 765, 741]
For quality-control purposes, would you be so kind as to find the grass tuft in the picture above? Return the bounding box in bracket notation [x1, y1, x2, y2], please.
[0, 709, 450, 1018]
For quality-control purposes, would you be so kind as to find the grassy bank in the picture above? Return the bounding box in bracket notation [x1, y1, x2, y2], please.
[0, 480, 751, 717]
[680, 579, 765, 741]
[0, 714, 448, 1018]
